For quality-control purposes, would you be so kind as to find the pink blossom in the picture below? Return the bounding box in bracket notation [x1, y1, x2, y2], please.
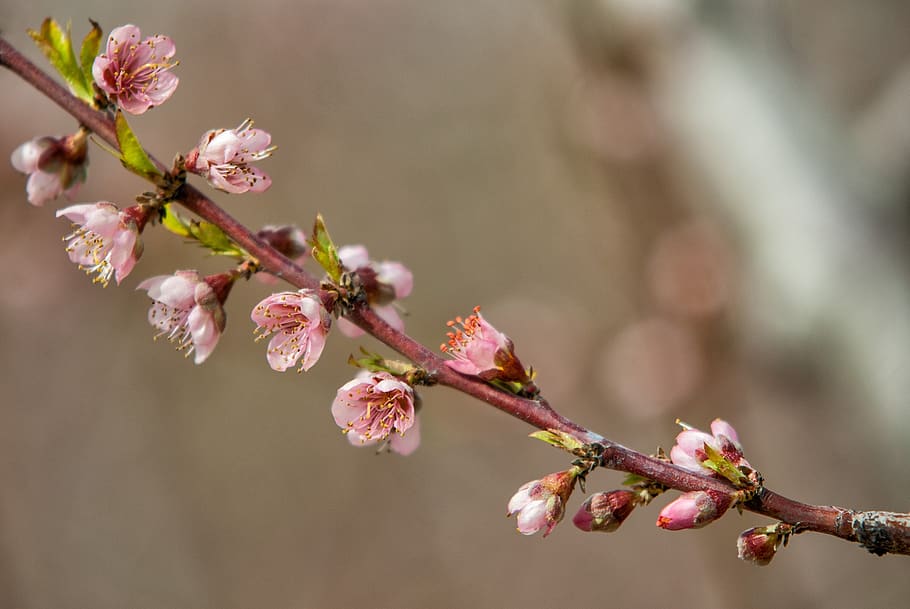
[185, 119, 274, 194]
[92, 24, 179, 115]
[56, 202, 145, 286]
[670, 418, 751, 474]
[336, 245, 413, 338]
[572, 490, 637, 533]
[507, 470, 578, 537]
[137, 270, 227, 364]
[251, 290, 330, 372]
[656, 489, 733, 531]
[440, 307, 535, 393]
[11, 133, 88, 206]
[331, 371, 419, 455]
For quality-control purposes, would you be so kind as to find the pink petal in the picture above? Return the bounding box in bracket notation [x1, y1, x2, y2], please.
[338, 245, 370, 270]
[516, 499, 549, 535]
[26, 171, 63, 206]
[390, 415, 420, 456]
[187, 306, 219, 364]
[710, 419, 740, 444]
[377, 261, 413, 299]
[11, 139, 45, 173]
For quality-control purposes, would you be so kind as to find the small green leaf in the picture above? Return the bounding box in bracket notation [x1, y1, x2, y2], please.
[308, 213, 343, 283]
[528, 429, 585, 452]
[161, 203, 191, 237]
[79, 20, 103, 94]
[189, 220, 243, 256]
[161, 205, 245, 257]
[701, 443, 748, 486]
[28, 19, 94, 103]
[115, 111, 162, 180]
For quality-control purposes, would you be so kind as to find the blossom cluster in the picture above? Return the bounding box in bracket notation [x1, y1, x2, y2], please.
[507, 419, 757, 544]
[8, 18, 790, 567]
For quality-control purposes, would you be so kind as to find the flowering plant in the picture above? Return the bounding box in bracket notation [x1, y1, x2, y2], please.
[2, 17, 909, 582]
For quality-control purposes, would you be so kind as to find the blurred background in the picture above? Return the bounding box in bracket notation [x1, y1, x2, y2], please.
[2, 1, 909, 607]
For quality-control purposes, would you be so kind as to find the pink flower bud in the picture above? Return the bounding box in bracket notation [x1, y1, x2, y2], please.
[507, 470, 578, 537]
[336, 245, 414, 338]
[137, 270, 231, 364]
[573, 490, 637, 533]
[185, 119, 274, 194]
[331, 371, 420, 455]
[56, 202, 147, 286]
[251, 290, 331, 372]
[92, 25, 179, 115]
[11, 132, 88, 206]
[656, 489, 733, 531]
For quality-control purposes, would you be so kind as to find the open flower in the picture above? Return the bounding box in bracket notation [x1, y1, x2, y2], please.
[336, 245, 413, 338]
[507, 469, 578, 537]
[670, 418, 752, 475]
[137, 270, 229, 364]
[92, 24, 179, 114]
[56, 202, 147, 286]
[185, 119, 274, 193]
[11, 132, 88, 206]
[441, 306, 536, 394]
[331, 371, 420, 456]
[251, 290, 331, 371]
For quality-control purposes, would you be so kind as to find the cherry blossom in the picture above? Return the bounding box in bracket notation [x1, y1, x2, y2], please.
[185, 119, 274, 194]
[336, 245, 413, 338]
[56, 202, 146, 286]
[92, 24, 179, 115]
[137, 270, 228, 364]
[331, 371, 419, 455]
[251, 290, 330, 372]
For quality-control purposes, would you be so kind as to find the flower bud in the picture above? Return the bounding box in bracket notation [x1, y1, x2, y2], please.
[11, 131, 88, 206]
[507, 469, 578, 537]
[573, 490, 637, 533]
[737, 524, 790, 566]
[656, 489, 734, 531]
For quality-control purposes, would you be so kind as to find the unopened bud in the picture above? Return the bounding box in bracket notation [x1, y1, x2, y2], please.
[573, 490, 637, 533]
[737, 524, 792, 566]
[656, 489, 733, 531]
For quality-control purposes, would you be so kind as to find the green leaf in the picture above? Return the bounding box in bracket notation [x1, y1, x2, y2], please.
[528, 429, 585, 453]
[308, 214, 343, 283]
[161, 203, 191, 237]
[701, 443, 749, 486]
[79, 20, 103, 94]
[188, 220, 243, 256]
[28, 19, 94, 103]
[115, 111, 162, 181]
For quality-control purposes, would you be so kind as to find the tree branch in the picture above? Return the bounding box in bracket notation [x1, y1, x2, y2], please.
[3, 34, 908, 558]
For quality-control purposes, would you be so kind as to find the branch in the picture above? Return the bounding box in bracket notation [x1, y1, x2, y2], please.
[3, 33, 908, 559]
